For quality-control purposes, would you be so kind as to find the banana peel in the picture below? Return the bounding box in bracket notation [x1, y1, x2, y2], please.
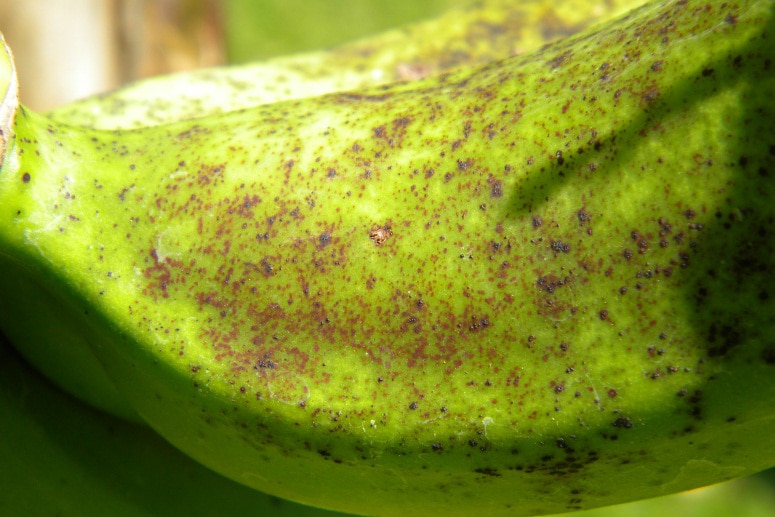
[0, 332, 346, 516]
[0, 0, 774, 516]
[1, 0, 649, 424]
[48, 0, 648, 130]
[2, 327, 772, 516]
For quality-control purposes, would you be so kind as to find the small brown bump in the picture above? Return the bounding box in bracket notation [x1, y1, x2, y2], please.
[457, 158, 473, 171]
[22, 172, 30, 183]
[490, 180, 503, 198]
[369, 225, 393, 246]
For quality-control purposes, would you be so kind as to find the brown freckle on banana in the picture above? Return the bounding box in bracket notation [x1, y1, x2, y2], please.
[369, 225, 392, 246]
[576, 209, 591, 226]
[457, 158, 473, 171]
[490, 180, 503, 198]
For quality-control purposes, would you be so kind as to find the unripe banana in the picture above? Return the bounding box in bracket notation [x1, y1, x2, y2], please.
[0, 334, 346, 516]
[1, 334, 769, 517]
[8, 0, 649, 424]
[48, 0, 647, 130]
[0, 0, 773, 516]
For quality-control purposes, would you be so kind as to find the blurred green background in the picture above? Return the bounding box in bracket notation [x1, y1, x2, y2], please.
[224, 0, 468, 63]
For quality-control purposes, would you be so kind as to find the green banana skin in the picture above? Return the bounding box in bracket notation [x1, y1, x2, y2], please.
[0, 0, 773, 516]
[1, 0, 649, 425]
[48, 0, 647, 130]
[3, 329, 771, 517]
[5, 1, 651, 426]
[13, 0, 642, 423]
[0, 333, 347, 517]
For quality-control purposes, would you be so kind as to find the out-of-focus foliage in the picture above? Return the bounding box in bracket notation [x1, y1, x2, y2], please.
[222, 0, 470, 62]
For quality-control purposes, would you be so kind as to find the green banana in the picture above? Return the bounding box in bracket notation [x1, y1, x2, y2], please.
[0, 332, 348, 516]
[11, 0, 648, 424]
[48, 0, 647, 130]
[0, 0, 773, 516]
[3, 332, 772, 517]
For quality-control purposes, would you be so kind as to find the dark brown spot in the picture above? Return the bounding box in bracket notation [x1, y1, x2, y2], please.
[457, 158, 473, 171]
[474, 467, 501, 477]
[490, 180, 503, 198]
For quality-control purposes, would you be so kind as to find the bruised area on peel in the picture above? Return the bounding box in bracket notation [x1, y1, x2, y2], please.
[0, 1, 773, 515]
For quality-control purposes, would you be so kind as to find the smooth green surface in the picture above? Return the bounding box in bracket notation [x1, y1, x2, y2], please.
[224, 0, 469, 62]
[0, 333, 346, 517]
[564, 471, 775, 517]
